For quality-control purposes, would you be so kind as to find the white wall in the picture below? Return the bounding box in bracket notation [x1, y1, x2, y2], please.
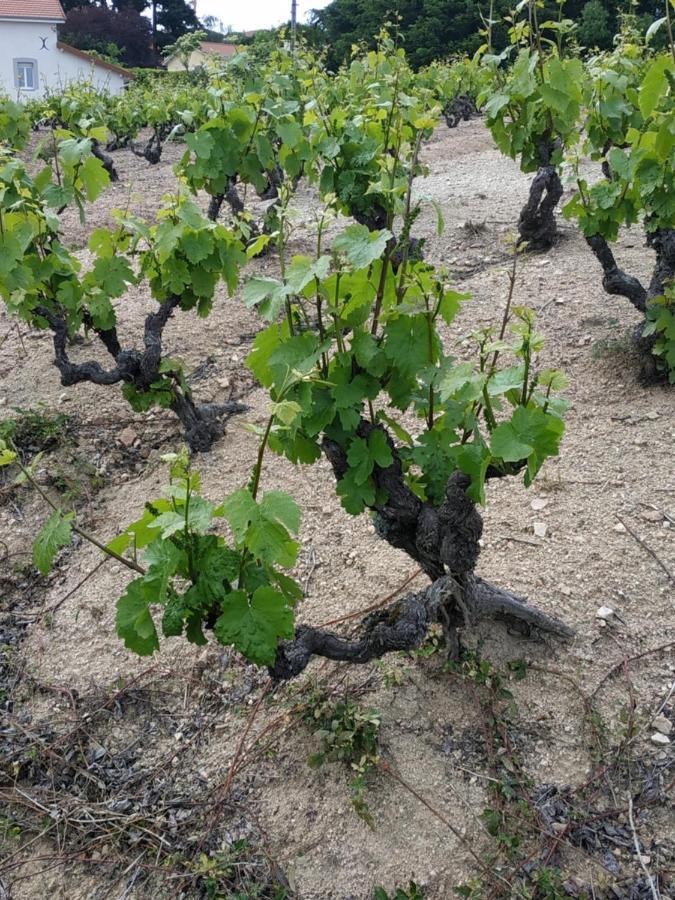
[0, 21, 128, 98]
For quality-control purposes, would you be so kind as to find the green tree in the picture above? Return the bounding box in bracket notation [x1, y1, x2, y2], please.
[578, 0, 612, 47]
[152, 0, 200, 46]
[311, 0, 668, 69]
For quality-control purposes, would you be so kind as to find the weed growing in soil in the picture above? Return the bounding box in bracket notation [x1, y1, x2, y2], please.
[191, 838, 290, 899]
[304, 691, 381, 826]
[374, 882, 424, 900]
[0, 406, 71, 456]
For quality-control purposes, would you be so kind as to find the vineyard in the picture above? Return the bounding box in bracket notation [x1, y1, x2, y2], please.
[0, 13, 674, 900]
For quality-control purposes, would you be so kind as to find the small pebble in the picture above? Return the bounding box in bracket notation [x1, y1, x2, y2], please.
[653, 715, 672, 736]
[596, 606, 615, 621]
[533, 521, 547, 538]
[650, 732, 670, 746]
[118, 426, 138, 448]
[531, 498, 549, 511]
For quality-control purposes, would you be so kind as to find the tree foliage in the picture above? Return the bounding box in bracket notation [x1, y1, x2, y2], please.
[60, 0, 201, 61]
[61, 5, 158, 67]
[577, 0, 612, 48]
[310, 0, 665, 68]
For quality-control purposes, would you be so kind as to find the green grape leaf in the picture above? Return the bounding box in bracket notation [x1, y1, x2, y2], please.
[336, 468, 376, 515]
[639, 56, 670, 119]
[186, 129, 215, 159]
[351, 329, 385, 376]
[453, 442, 492, 505]
[286, 254, 331, 293]
[116, 578, 160, 656]
[259, 490, 301, 534]
[162, 594, 185, 637]
[277, 119, 303, 148]
[91, 255, 135, 298]
[190, 537, 240, 598]
[33, 509, 74, 575]
[180, 229, 214, 264]
[332, 225, 393, 268]
[536, 369, 569, 392]
[486, 365, 525, 397]
[185, 614, 207, 646]
[346, 437, 373, 484]
[107, 499, 174, 555]
[246, 519, 299, 567]
[491, 406, 565, 484]
[243, 276, 290, 320]
[0, 444, 17, 466]
[142, 538, 184, 603]
[438, 289, 469, 325]
[152, 496, 216, 538]
[213, 586, 294, 666]
[368, 429, 393, 467]
[384, 316, 432, 381]
[78, 155, 109, 201]
[223, 487, 299, 567]
[87, 294, 116, 331]
[246, 324, 282, 388]
[491, 419, 536, 461]
[222, 489, 259, 542]
[272, 399, 302, 425]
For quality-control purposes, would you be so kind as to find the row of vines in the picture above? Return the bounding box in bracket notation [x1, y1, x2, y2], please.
[0, 7, 672, 681]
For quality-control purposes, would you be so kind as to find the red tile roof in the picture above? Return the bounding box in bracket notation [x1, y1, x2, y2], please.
[0, 0, 66, 20]
[56, 42, 135, 79]
[200, 42, 239, 57]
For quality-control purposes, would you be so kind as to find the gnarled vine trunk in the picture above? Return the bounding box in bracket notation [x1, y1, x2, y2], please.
[353, 205, 389, 233]
[36, 298, 246, 451]
[271, 421, 573, 680]
[207, 177, 282, 249]
[130, 126, 167, 166]
[91, 140, 118, 183]
[586, 227, 675, 383]
[443, 95, 478, 129]
[106, 135, 130, 152]
[518, 165, 563, 251]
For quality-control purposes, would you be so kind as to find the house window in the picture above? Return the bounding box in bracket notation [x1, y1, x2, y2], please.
[14, 60, 37, 91]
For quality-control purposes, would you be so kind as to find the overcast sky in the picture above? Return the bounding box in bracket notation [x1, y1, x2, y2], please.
[195, 0, 332, 32]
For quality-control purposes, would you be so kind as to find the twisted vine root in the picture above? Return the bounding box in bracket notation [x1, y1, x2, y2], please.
[518, 165, 563, 251]
[271, 575, 573, 681]
[36, 298, 246, 451]
[270, 421, 574, 681]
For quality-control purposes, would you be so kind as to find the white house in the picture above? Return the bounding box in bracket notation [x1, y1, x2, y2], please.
[0, 0, 133, 99]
